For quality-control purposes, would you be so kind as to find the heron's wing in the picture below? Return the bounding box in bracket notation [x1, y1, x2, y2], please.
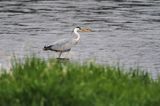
[49, 38, 73, 51]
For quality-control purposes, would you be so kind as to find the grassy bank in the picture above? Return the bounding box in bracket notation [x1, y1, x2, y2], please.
[0, 57, 160, 106]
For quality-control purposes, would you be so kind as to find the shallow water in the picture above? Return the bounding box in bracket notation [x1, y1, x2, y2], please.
[0, 0, 160, 78]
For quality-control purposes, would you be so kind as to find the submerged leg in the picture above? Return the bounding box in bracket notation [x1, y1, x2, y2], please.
[58, 52, 62, 58]
[66, 51, 70, 59]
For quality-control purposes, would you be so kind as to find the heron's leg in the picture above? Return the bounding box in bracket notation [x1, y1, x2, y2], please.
[66, 51, 70, 58]
[58, 52, 62, 58]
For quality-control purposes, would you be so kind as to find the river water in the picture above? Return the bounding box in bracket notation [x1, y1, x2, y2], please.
[0, 0, 160, 78]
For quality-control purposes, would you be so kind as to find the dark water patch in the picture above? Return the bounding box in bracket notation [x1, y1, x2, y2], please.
[143, 19, 160, 23]
[2, 22, 25, 26]
[150, 13, 160, 16]
[94, 0, 126, 2]
[22, 28, 48, 32]
[38, 8, 53, 11]
[124, 21, 134, 23]
[118, 2, 155, 8]
[0, 8, 37, 14]
[82, 19, 111, 23]
[64, 6, 77, 9]
[12, 23, 28, 26]
[92, 11, 109, 14]
[93, 6, 119, 10]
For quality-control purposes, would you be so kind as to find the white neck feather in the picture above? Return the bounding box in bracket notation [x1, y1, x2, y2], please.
[73, 28, 80, 41]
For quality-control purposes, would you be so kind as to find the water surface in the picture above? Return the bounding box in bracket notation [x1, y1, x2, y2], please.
[0, 0, 160, 78]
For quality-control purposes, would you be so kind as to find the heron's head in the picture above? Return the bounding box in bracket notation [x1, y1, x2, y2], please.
[74, 27, 92, 32]
[73, 27, 81, 32]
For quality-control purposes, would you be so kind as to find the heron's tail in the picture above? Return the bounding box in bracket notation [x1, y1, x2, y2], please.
[43, 45, 52, 51]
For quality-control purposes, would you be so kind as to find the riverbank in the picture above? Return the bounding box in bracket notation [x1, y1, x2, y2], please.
[0, 57, 160, 106]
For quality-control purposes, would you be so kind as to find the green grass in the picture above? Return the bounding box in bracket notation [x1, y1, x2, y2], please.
[0, 57, 160, 106]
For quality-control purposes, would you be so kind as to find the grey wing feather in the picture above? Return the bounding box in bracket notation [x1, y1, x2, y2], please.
[48, 38, 75, 51]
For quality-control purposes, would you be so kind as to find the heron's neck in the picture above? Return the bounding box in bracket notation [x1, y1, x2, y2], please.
[73, 29, 80, 41]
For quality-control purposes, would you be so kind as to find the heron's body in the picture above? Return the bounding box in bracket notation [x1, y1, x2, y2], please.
[43, 27, 83, 58]
[43, 38, 78, 52]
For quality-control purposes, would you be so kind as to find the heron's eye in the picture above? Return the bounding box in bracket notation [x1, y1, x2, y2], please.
[76, 27, 81, 30]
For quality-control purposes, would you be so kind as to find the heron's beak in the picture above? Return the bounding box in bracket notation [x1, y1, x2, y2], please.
[79, 28, 93, 32]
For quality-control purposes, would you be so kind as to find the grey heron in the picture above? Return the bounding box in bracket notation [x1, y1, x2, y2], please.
[43, 27, 92, 58]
